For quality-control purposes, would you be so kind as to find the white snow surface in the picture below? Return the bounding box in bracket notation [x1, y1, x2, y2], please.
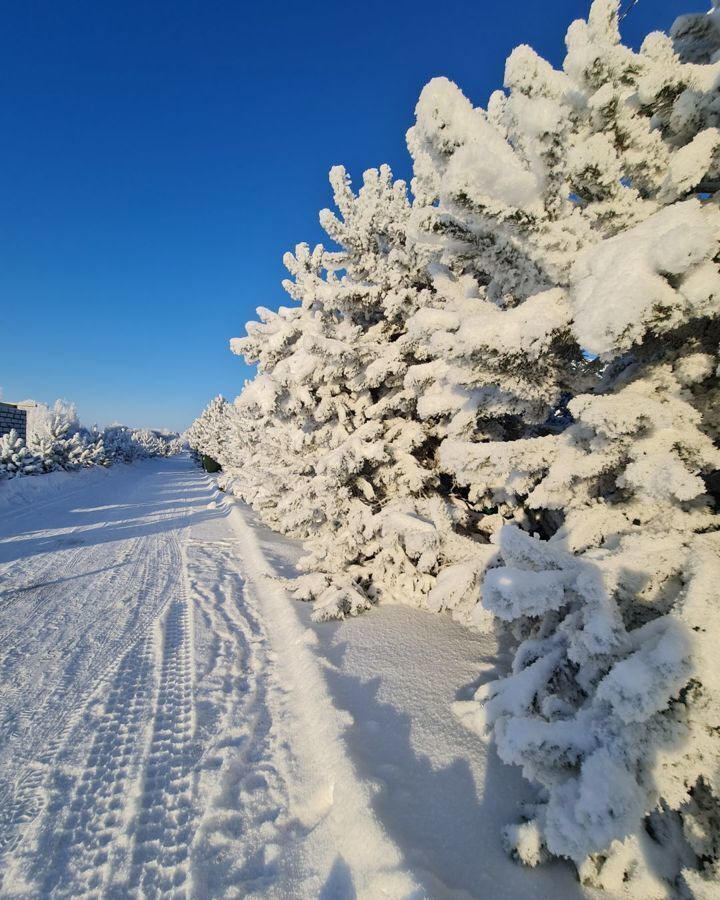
[0, 456, 594, 898]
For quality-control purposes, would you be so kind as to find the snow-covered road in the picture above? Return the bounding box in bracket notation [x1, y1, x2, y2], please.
[0, 457, 588, 899]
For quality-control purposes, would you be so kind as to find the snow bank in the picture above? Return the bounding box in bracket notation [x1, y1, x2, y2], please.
[219, 486, 422, 898]
[0, 464, 116, 514]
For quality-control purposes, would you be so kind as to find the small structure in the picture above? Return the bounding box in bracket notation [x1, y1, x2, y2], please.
[0, 403, 27, 441]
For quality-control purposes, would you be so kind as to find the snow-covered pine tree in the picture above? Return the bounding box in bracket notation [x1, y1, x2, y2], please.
[130, 428, 165, 459]
[286, 167, 462, 618]
[0, 429, 41, 478]
[189, 0, 719, 888]
[228, 165, 472, 619]
[29, 413, 106, 472]
[165, 436, 186, 456]
[444, 1, 720, 893]
[31, 415, 70, 472]
[102, 425, 139, 463]
[227, 176, 397, 551]
[76, 430, 108, 468]
[399, 16, 613, 622]
[222, 369, 313, 527]
[186, 395, 234, 467]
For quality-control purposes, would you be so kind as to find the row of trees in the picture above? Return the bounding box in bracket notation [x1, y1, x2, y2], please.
[189, 2, 719, 895]
[0, 402, 183, 479]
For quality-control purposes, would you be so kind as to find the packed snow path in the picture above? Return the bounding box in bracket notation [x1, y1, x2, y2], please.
[0, 458, 588, 899]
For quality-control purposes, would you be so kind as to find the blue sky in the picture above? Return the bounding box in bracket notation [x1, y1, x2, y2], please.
[0, 0, 694, 431]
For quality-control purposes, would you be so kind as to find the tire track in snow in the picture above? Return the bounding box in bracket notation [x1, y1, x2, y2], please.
[0, 471, 189, 884]
[0, 538, 146, 869]
[41, 633, 157, 898]
[0, 534, 172, 859]
[126, 592, 197, 898]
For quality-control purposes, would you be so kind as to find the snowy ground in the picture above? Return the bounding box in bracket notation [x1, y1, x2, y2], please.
[0, 456, 594, 898]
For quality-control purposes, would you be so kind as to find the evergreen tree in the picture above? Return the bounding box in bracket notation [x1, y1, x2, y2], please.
[186, 395, 234, 467]
[444, 2, 720, 892]
[30, 414, 107, 472]
[102, 425, 141, 463]
[0, 429, 41, 478]
[188, 0, 720, 891]
[229, 166, 466, 619]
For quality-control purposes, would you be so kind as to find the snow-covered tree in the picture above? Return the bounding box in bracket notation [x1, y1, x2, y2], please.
[0, 404, 177, 482]
[189, 0, 720, 891]
[129, 428, 165, 458]
[101, 425, 139, 463]
[443, 2, 720, 893]
[0, 429, 41, 478]
[24, 399, 80, 441]
[101, 424, 180, 462]
[224, 165, 505, 620]
[186, 395, 234, 466]
[165, 435, 186, 456]
[29, 413, 106, 472]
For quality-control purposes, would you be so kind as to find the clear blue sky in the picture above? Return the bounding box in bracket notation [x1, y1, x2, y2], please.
[0, 0, 694, 431]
